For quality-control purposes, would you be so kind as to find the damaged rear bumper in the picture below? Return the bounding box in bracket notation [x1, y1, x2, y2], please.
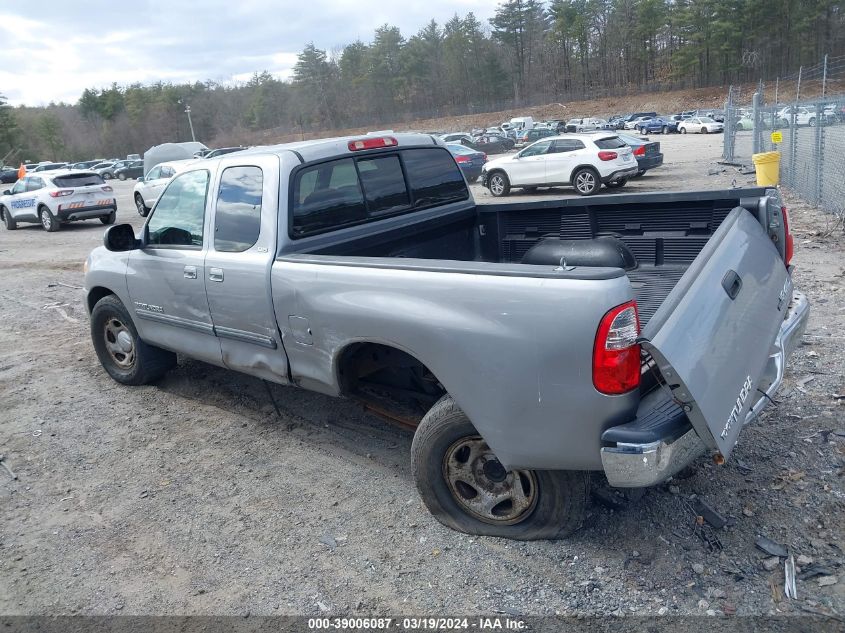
[600, 290, 810, 488]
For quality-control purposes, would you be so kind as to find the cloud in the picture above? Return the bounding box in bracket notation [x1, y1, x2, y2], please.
[1, 0, 496, 106]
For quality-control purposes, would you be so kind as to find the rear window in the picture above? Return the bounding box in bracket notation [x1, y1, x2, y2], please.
[52, 173, 105, 187]
[291, 148, 468, 238]
[593, 137, 627, 150]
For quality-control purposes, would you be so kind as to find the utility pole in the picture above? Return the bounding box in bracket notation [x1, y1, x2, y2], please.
[178, 99, 196, 142]
[185, 104, 196, 142]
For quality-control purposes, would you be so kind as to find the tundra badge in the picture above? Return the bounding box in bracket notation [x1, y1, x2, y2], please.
[721, 375, 753, 439]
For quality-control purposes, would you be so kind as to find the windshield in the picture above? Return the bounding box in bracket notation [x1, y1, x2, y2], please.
[699, 117, 716, 123]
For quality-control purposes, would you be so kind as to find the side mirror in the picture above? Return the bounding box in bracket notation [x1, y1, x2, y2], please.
[2, 189, 9, 195]
[104, 224, 140, 252]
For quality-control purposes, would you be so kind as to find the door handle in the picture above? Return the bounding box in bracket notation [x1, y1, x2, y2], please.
[209, 267, 224, 282]
[183, 265, 197, 279]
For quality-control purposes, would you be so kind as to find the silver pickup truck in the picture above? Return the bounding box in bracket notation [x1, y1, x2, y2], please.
[84, 133, 809, 540]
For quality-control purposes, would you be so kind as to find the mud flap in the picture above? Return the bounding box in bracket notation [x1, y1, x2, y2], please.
[638, 207, 791, 460]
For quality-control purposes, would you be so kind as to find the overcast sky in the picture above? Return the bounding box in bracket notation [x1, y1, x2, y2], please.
[1, 0, 497, 107]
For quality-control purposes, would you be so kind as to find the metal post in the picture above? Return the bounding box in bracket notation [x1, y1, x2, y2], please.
[796, 66, 802, 103]
[774, 77, 779, 106]
[815, 101, 823, 205]
[821, 54, 828, 99]
[185, 105, 196, 143]
[752, 92, 761, 155]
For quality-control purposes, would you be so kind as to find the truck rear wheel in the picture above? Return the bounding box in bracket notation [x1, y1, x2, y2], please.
[411, 395, 588, 540]
[39, 206, 60, 232]
[91, 295, 176, 385]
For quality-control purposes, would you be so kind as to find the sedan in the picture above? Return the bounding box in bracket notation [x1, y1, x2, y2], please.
[616, 133, 663, 177]
[677, 117, 724, 134]
[0, 166, 18, 184]
[113, 159, 144, 181]
[447, 144, 486, 183]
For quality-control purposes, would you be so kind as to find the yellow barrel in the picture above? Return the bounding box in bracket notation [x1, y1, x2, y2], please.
[751, 151, 780, 186]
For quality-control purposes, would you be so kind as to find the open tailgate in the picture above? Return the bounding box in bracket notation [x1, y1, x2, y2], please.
[639, 207, 790, 459]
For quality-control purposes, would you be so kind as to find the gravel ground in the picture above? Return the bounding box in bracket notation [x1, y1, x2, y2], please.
[0, 132, 843, 619]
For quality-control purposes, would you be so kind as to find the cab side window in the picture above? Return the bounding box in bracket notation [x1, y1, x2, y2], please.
[25, 177, 44, 192]
[214, 166, 263, 252]
[11, 180, 26, 194]
[146, 170, 209, 248]
[145, 166, 162, 181]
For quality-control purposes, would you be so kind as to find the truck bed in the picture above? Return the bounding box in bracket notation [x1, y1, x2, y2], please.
[304, 189, 766, 327]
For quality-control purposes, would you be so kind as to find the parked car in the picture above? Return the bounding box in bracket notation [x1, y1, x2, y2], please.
[71, 160, 105, 170]
[636, 117, 677, 134]
[616, 133, 663, 177]
[441, 133, 474, 144]
[447, 143, 487, 183]
[83, 132, 807, 540]
[677, 117, 724, 134]
[0, 170, 116, 231]
[564, 118, 608, 133]
[515, 127, 555, 148]
[608, 115, 627, 129]
[94, 161, 132, 179]
[621, 112, 658, 129]
[482, 133, 638, 196]
[0, 166, 18, 184]
[460, 134, 511, 155]
[33, 162, 68, 172]
[132, 160, 195, 216]
[114, 159, 145, 181]
[776, 106, 829, 127]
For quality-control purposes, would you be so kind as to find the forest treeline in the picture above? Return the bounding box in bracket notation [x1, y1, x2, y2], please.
[1, 0, 842, 161]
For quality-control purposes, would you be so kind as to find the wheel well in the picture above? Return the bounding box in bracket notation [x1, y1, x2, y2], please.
[569, 164, 599, 183]
[337, 343, 446, 428]
[87, 286, 115, 314]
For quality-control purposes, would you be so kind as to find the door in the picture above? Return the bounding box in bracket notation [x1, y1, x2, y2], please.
[6, 177, 38, 221]
[203, 158, 290, 383]
[639, 208, 790, 459]
[544, 139, 586, 184]
[126, 168, 223, 366]
[508, 139, 552, 185]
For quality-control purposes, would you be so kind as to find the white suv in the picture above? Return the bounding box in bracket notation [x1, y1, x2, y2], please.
[0, 170, 116, 232]
[132, 160, 197, 217]
[481, 133, 638, 197]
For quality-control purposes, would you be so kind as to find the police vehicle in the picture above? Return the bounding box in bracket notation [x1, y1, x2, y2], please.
[0, 170, 117, 231]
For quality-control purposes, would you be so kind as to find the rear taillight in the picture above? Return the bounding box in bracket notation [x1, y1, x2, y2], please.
[49, 190, 73, 198]
[633, 146, 646, 156]
[101, 185, 113, 192]
[593, 301, 641, 395]
[782, 206, 794, 267]
[348, 136, 397, 151]
[454, 155, 470, 164]
[598, 151, 618, 161]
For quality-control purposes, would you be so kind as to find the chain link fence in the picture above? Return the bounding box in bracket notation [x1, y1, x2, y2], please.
[723, 57, 845, 215]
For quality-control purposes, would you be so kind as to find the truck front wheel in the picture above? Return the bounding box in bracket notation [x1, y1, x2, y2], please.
[411, 395, 588, 540]
[91, 295, 176, 385]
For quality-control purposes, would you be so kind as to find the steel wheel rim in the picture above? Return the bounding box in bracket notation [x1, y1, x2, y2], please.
[104, 317, 136, 369]
[575, 171, 595, 193]
[135, 196, 145, 214]
[442, 435, 538, 525]
[489, 175, 504, 195]
[40, 210, 51, 229]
